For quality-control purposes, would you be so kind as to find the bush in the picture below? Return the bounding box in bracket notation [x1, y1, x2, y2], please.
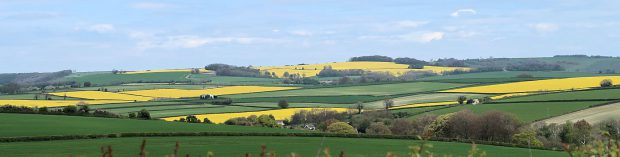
[186, 115, 201, 123]
[277, 100, 289, 109]
[327, 122, 357, 134]
[457, 96, 467, 104]
[601, 79, 613, 87]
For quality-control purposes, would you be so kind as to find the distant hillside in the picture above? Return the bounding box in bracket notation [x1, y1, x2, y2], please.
[461, 55, 620, 73]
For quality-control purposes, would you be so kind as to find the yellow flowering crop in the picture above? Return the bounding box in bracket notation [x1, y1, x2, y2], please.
[50, 91, 153, 101]
[123, 69, 210, 74]
[0, 100, 131, 108]
[121, 86, 299, 98]
[443, 76, 620, 94]
[258, 62, 470, 77]
[390, 101, 456, 110]
[161, 108, 351, 123]
[489, 93, 531, 100]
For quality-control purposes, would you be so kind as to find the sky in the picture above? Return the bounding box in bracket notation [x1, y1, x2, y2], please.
[1, 0, 619, 73]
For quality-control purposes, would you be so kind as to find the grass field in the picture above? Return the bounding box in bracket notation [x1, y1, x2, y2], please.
[365, 93, 487, 108]
[0, 100, 131, 108]
[145, 105, 270, 118]
[227, 82, 468, 98]
[541, 102, 620, 124]
[412, 101, 609, 122]
[62, 72, 196, 86]
[188, 75, 282, 85]
[0, 113, 303, 137]
[0, 93, 81, 100]
[0, 136, 565, 157]
[233, 95, 385, 104]
[496, 88, 620, 103]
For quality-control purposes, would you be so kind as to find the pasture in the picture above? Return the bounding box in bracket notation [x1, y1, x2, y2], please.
[0, 113, 303, 137]
[0, 136, 565, 157]
[412, 101, 610, 122]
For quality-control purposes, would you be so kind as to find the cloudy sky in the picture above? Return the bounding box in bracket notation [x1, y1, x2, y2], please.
[1, 0, 619, 73]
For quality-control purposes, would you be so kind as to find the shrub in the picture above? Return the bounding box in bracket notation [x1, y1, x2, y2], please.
[186, 115, 201, 123]
[327, 122, 357, 134]
[512, 129, 544, 148]
[203, 117, 213, 124]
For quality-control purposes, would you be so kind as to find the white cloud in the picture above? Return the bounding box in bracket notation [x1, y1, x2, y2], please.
[359, 31, 444, 43]
[394, 20, 429, 28]
[290, 30, 313, 36]
[450, 9, 477, 17]
[529, 23, 559, 32]
[131, 2, 171, 10]
[129, 32, 278, 49]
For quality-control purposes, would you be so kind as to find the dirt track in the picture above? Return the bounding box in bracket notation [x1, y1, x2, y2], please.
[541, 102, 620, 124]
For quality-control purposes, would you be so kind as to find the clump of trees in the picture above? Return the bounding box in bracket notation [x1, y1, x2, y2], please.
[394, 57, 428, 69]
[349, 55, 393, 62]
[224, 114, 280, 128]
[205, 64, 272, 78]
[0, 104, 120, 118]
[317, 66, 365, 77]
[600, 79, 613, 87]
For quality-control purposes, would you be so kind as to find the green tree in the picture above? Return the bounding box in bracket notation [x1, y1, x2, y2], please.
[457, 96, 467, 104]
[327, 122, 357, 134]
[203, 117, 213, 124]
[128, 112, 137, 119]
[185, 115, 201, 123]
[277, 100, 289, 109]
[573, 120, 592, 145]
[62, 105, 78, 114]
[383, 98, 394, 110]
[355, 102, 364, 114]
[365, 122, 392, 135]
[512, 128, 544, 148]
[257, 115, 279, 128]
[137, 109, 151, 120]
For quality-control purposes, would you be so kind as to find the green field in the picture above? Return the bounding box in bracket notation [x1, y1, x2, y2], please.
[227, 82, 468, 99]
[233, 95, 385, 104]
[0, 113, 303, 137]
[62, 72, 196, 86]
[365, 93, 487, 108]
[0, 136, 565, 157]
[412, 101, 609, 122]
[188, 75, 282, 85]
[496, 88, 620, 103]
[0, 93, 81, 100]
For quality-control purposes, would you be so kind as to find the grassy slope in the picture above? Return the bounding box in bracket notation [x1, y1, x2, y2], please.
[0, 113, 303, 137]
[227, 82, 468, 98]
[189, 75, 282, 85]
[0, 136, 565, 157]
[412, 101, 609, 122]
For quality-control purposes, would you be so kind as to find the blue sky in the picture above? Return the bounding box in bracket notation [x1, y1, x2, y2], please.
[1, 0, 619, 73]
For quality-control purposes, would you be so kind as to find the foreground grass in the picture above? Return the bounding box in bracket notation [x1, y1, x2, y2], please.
[0, 136, 565, 157]
[412, 101, 609, 122]
[0, 113, 303, 137]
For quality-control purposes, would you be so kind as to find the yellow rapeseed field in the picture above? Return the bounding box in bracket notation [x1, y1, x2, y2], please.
[258, 62, 470, 77]
[443, 76, 620, 94]
[50, 91, 153, 101]
[0, 100, 131, 108]
[161, 108, 351, 123]
[121, 86, 299, 98]
[123, 69, 210, 74]
[389, 101, 456, 110]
